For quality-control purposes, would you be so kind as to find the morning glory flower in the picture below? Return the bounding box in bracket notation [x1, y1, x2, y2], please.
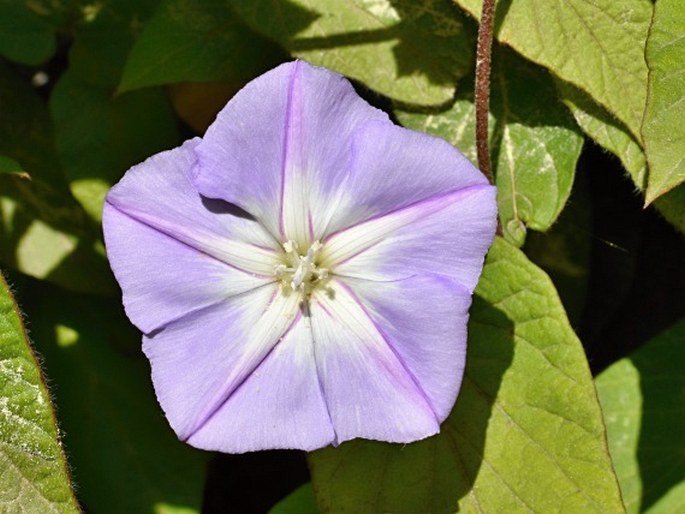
[103, 60, 497, 453]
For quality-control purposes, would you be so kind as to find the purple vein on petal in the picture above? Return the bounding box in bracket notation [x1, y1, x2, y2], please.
[105, 202, 278, 278]
[322, 183, 492, 267]
[336, 280, 441, 425]
[145, 282, 278, 339]
[301, 305, 338, 446]
[278, 60, 301, 240]
[181, 291, 302, 441]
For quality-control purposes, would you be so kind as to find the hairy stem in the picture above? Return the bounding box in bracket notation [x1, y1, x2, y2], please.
[475, 0, 496, 185]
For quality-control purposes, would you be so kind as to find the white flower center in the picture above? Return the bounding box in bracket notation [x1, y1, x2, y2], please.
[274, 240, 329, 296]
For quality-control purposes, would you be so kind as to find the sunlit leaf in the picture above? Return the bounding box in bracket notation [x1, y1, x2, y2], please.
[0, 273, 79, 513]
[119, 0, 284, 92]
[231, 0, 472, 106]
[642, 0, 685, 203]
[24, 283, 208, 514]
[596, 318, 685, 513]
[558, 80, 685, 233]
[309, 238, 624, 513]
[398, 51, 583, 246]
[0, 175, 115, 295]
[454, 0, 652, 140]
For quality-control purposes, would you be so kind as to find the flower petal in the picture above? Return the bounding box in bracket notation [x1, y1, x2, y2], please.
[143, 285, 301, 442]
[341, 274, 473, 422]
[106, 138, 281, 276]
[309, 279, 441, 444]
[186, 314, 335, 453]
[103, 205, 271, 334]
[193, 60, 389, 242]
[324, 120, 492, 235]
[323, 185, 497, 292]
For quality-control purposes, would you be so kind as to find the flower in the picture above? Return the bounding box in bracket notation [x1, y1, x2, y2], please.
[102, 60, 497, 453]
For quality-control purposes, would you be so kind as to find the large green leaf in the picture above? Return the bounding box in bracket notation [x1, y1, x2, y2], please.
[454, 0, 652, 140]
[596, 318, 685, 513]
[641, 0, 685, 204]
[558, 80, 685, 233]
[309, 238, 624, 513]
[119, 0, 284, 92]
[0, 64, 115, 294]
[48, 0, 178, 222]
[398, 51, 583, 246]
[23, 283, 207, 514]
[50, 73, 178, 222]
[231, 0, 472, 106]
[0, 273, 79, 513]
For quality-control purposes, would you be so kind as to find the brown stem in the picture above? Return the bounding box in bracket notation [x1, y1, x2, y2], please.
[475, 0, 496, 186]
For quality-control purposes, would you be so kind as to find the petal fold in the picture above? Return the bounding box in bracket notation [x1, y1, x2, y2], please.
[106, 138, 280, 276]
[103, 205, 271, 334]
[324, 120, 492, 235]
[193, 60, 389, 242]
[187, 313, 335, 453]
[340, 274, 473, 422]
[143, 286, 301, 441]
[324, 185, 497, 292]
[309, 279, 441, 444]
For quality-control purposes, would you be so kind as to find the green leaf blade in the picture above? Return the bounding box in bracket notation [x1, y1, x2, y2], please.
[596, 319, 685, 514]
[119, 0, 284, 92]
[399, 52, 583, 246]
[232, 0, 472, 106]
[558, 80, 685, 233]
[309, 239, 624, 513]
[455, 0, 652, 140]
[0, 273, 79, 513]
[642, 0, 685, 204]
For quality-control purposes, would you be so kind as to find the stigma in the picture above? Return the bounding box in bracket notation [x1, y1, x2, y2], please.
[274, 240, 329, 296]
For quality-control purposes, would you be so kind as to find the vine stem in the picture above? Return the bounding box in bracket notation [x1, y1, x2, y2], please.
[475, 0, 496, 186]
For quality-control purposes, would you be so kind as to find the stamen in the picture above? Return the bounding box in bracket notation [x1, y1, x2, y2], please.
[276, 240, 327, 295]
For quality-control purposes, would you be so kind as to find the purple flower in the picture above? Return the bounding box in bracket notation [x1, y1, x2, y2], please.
[103, 60, 497, 453]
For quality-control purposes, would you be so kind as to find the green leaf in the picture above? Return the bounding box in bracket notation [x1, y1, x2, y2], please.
[642, 0, 685, 203]
[398, 50, 583, 246]
[231, 0, 472, 106]
[558, 80, 685, 233]
[0, 174, 116, 295]
[119, 0, 284, 92]
[23, 283, 207, 514]
[596, 318, 685, 513]
[309, 238, 624, 513]
[0, 2, 56, 65]
[50, 73, 179, 221]
[0, 273, 79, 513]
[0, 155, 22, 175]
[454, 0, 652, 140]
[268, 483, 318, 514]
